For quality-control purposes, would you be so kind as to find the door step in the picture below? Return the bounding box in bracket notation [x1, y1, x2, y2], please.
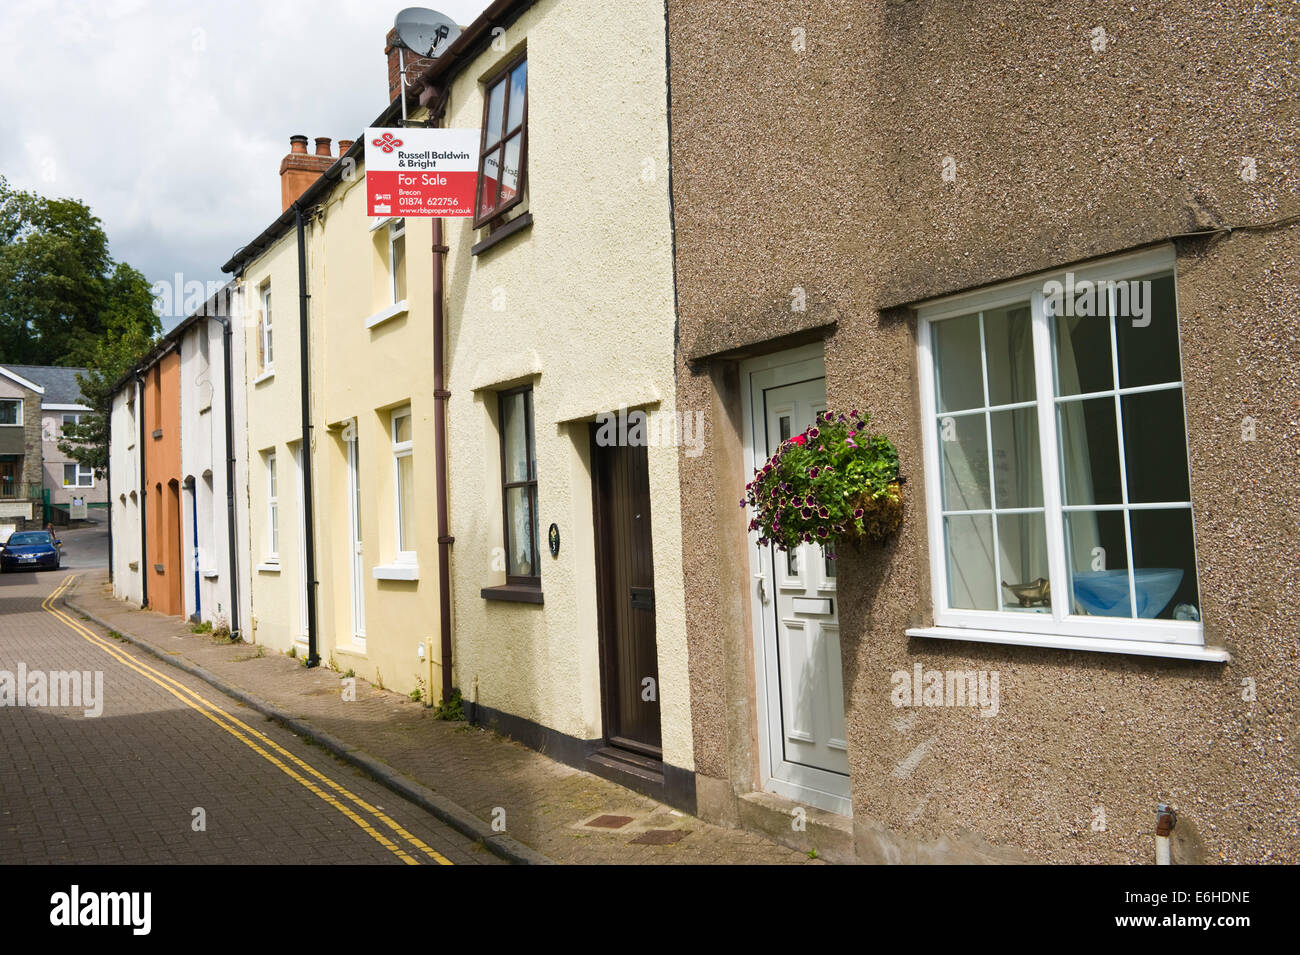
[587, 746, 665, 792]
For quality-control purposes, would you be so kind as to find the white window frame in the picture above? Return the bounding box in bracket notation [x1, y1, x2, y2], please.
[61, 413, 82, 436]
[909, 245, 1227, 662]
[0, 398, 22, 427]
[62, 463, 94, 488]
[391, 406, 415, 564]
[389, 218, 406, 306]
[265, 450, 279, 562]
[260, 283, 274, 373]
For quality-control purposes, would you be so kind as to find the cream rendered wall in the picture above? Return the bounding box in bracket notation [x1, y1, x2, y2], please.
[109, 384, 143, 605]
[440, 0, 693, 770]
[309, 172, 444, 697]
[239, 234, 312, 654]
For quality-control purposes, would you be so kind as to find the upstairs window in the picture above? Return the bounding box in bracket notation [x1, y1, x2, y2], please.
[0, 398, 21, 426]
[61, 413, 82, 436]
[915, 248, 1207, 657]
[389, 219, 407, 304]
[258, 283, 274, 373]
[475, 54, 527, 227]
[391, 407, 416, 561]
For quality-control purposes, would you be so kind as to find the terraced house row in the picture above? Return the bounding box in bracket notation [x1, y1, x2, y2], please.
[108, 0, 1299, 864]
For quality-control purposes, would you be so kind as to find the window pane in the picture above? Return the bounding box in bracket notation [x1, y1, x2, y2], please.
[393, 412, 411, 445]
[983, 303, 1035, 406]
[778, 415, 791, 442]
[500, 134, 522, 207]
[945, 514, 997, 610]
[1057, 397, 1121, 506]
[501, 392, 529, 482]
[506, 485, 534, 576]
[1122, 388, 1190, 503]
[397, 453, 415, 552]
[997, 512, 1050, 612]
[1064, 510, 1130, 617]
[507, 61, 527, 131]
[989, 407, 1041, 508]
[525, 392, 536, 480]
[1054, 312, 1112, 397]
[479, 147, 502, 217]
[1130, 509, 1199, 620]
[824, 545, 837, 578]
[485, 80, 505, 148]
[938, 413, 989, 511]
[933, 313, 984, 412]
[391, 229, 406, 302]
[1116, 275, 1182, 389]
[64, 464, 76, 486]
[0, 400, 17, 425]
[270, 504, 279, 554]
[268, 457, 277, 497]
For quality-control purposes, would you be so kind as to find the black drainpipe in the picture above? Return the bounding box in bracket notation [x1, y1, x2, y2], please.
[212, 311, 242, 642]
[295, 202, 320, 668]
[136, 374, 148, 609]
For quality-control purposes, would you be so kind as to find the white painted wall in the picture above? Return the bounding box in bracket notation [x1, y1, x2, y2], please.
[109, 383, 143, 605]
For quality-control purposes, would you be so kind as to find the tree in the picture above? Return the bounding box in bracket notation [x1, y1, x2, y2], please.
[0, 175, 161, 369]
[59, 263, 160, 476]
[0, 175, 161, 472]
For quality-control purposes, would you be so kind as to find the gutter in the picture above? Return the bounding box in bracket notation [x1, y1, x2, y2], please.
[295, 203, 320, 668]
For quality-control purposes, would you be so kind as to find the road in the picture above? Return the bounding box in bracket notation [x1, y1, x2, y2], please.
[0, 564, 501, 865]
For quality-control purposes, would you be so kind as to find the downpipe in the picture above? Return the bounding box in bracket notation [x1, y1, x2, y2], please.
[1155, 803, 1177, 865]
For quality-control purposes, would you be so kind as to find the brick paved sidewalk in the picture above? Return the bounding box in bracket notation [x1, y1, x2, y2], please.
[66, 572, 816, 865]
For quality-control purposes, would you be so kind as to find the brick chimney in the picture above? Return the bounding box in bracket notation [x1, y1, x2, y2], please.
[279, 135, 335, 212]
[386, 27, 438, 104]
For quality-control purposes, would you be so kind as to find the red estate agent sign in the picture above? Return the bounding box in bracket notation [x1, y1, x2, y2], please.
[364, 128, 480, 217]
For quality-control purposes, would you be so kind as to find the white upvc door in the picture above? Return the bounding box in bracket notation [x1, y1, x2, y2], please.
[346, 427, 366, 646]
[743, 344, 852, 816]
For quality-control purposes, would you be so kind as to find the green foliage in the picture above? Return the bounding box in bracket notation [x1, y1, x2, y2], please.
[0, 176, 161, 476]
[432, 687, 465, 721]
[191, 620, 213, 634]
[287, 646, 297, 659]
[743, 409, 903, 550]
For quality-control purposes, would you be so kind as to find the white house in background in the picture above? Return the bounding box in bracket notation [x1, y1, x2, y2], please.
[109, 379, 143, 605]
[3, 364, 105, 519]
[108, 284, 251, 636]
[177, 288, 250, 631]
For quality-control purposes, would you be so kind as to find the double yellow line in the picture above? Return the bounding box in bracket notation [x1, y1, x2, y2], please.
[42, 575, 452, 866]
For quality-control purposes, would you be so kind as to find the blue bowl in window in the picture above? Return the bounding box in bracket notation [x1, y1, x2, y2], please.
[1072, 568, 1183, 618]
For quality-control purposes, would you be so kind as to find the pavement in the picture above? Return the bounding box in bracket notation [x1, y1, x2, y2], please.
[54, 568, 816, 865]
[0, 566, 500, 865]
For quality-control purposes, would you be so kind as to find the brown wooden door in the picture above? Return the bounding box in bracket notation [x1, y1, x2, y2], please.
[591, 435, 661, 758]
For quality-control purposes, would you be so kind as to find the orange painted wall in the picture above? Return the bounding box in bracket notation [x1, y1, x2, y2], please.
[142, 350, 184, 616]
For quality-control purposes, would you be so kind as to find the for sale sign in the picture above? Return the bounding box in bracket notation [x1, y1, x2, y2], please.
[364, 128, 480, 217]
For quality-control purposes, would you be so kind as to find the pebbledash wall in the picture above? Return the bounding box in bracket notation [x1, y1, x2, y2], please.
[429, 0, 694, 792]
[667, 1, 1299, 862]
[109, 382, 142, 605]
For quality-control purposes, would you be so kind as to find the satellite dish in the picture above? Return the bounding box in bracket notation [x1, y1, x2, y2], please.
[393, 8, 461, 58]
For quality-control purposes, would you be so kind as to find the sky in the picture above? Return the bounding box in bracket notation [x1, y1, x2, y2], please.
[0, 0, 491, 327]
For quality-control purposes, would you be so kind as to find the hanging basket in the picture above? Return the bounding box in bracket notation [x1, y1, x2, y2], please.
[742, 409, 905, 551]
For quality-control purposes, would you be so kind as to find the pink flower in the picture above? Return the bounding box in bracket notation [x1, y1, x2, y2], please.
[790, 434, 807, 446]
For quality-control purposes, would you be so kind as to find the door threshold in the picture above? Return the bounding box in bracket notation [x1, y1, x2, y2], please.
[587, 745, 665, 793]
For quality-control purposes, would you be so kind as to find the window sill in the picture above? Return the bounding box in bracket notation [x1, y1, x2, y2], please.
[253, 369, 275, 386]
[472, 212, 533, 256]
[365, 300, 409, 330]
[906, 626, 1230, 663]
[481, 583, 544, 605]
[373, 563, 419, 581]
[256, 561, 281, 574]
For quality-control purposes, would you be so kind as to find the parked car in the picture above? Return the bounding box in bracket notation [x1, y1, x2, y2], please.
[0, 530, 62, 572]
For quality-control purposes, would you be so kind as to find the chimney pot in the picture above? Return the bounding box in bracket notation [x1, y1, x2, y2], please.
[314, 137, 332, 157]
[289, 135, 308, 154]
[338, 139, 355, 154]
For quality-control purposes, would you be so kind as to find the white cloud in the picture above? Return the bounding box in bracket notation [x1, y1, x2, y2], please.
[0, 0, 491, 317]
